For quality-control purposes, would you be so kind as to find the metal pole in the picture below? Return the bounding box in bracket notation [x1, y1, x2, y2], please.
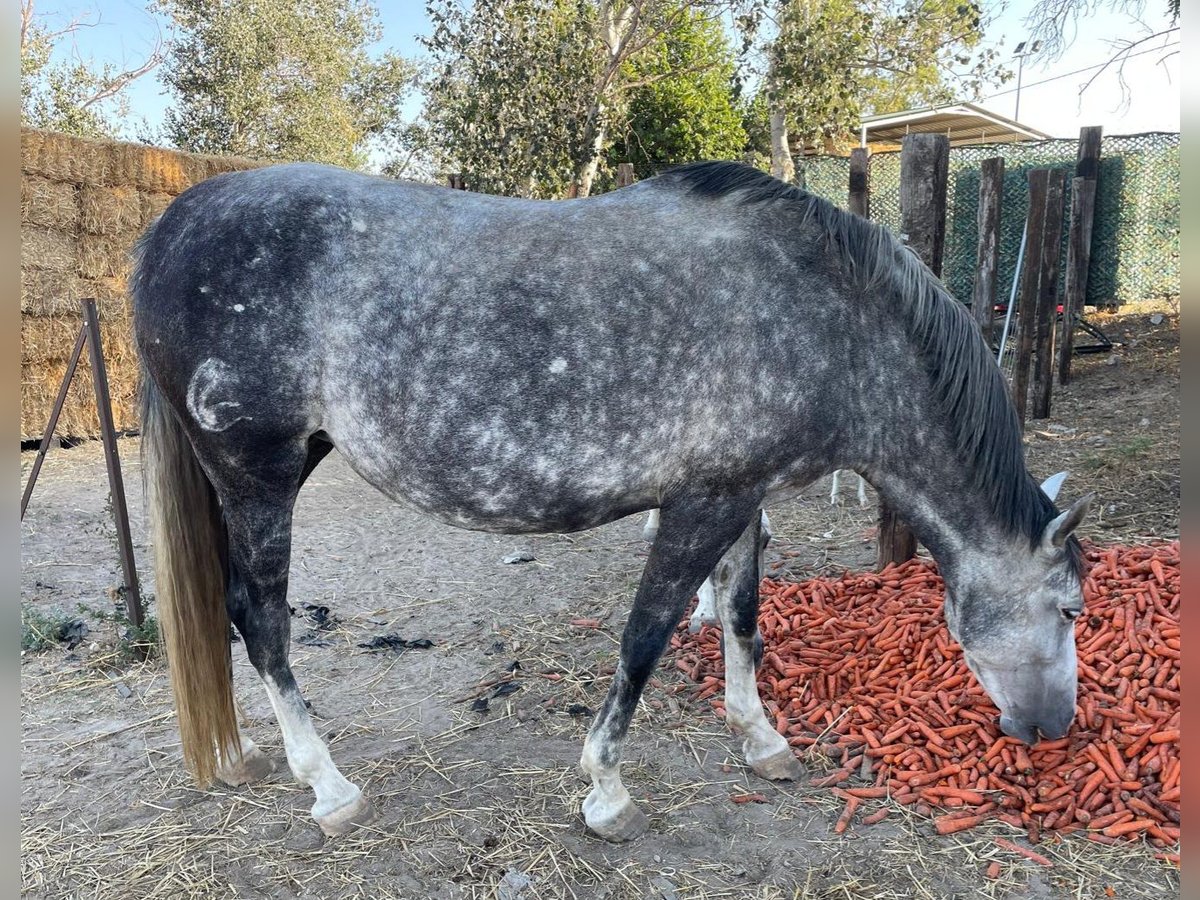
[997, 220, 1028, 369]
[20, 322, 88, 520]
[80, 298, 144, 629]
[1015, 55, 1025, 120]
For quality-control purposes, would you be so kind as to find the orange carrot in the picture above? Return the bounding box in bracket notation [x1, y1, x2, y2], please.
[834, 797, 860, 834]
[994, 837, 1053, 867]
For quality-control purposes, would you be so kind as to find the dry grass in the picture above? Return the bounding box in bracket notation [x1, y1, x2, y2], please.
[79, 185, 143, 235]
[141, 192, 174, 227]
[77, 230, 141, 280]
[21, 608, 1182, 900]
[21, 176, 79, 231]
[21, 226, 77, 274]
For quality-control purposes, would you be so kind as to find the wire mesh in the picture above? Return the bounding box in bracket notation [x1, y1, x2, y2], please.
[796, 131, 1180, 309]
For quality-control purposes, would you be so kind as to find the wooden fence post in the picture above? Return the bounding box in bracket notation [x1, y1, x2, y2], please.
[848, 148, 869, 218]
[447, 174, 466, 190]
[877, 134, 949, 570]
[1031, 169, 1067, 419]
[1059, 126, 1102, 385]
[616, 163, 636, 188]
[1013, 169, 1050, 427]
[972, 157, 1004, 346]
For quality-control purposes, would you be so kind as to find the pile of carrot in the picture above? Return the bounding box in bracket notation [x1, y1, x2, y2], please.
[670, 541, 1179, 856]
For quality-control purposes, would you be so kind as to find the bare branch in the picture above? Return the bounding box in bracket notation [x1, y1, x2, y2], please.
[78, 42, 164, 109]
[1075, 26, 1178, 98]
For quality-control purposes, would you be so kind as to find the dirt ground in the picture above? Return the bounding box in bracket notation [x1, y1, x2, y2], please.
[20, 300, 1179, 900]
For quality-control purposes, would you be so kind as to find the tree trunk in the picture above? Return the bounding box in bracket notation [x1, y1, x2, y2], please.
[575, 119, 607, 198]
[769, 104, 794, 183]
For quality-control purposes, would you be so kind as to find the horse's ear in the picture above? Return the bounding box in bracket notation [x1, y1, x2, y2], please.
[1041, 493, 1095, 553]
[1040, 471, 1069, 502]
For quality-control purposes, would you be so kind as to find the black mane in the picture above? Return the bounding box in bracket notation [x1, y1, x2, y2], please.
[662, 161, 1083, 572]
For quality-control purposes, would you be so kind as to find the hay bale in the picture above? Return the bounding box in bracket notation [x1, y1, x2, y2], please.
[20, 316, 140, 439]
[203, 153, 269, 180]
[103, 141, 205, 194]
[21, 272, 128, 319]
[81, 276, 131, 319]
[21, 270, 86, 317]
[78, 230, 140, 280]
[80, 184, 143, 234]
[140, 191, 175, 227]
[22, 225, 77, 273]
[21, 129, 98, 184]
[21, 316, 134, 368]
[21, 356, 139, 439]
[21, 176, 79, 230]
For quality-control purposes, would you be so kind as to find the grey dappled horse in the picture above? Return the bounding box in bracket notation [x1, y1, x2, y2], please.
[134, 161, 1092, 843]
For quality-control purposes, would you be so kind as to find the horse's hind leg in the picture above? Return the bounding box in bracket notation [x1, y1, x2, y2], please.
[641, 508, 660, 542]
[216, 725, 275, 786]
[580, 493, 761, 842]
[710, 517, 802, 782]
[689, 509, 772, 634]
[215, 442, 371, 836]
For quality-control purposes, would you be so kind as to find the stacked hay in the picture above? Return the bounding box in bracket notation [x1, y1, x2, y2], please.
[20, 128, 265, 440]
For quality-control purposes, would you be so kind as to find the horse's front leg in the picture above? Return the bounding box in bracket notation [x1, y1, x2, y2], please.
[580, 493, 763, 842]
[710, 515, 804, 781]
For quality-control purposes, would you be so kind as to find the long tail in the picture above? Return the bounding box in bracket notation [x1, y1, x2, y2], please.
[140, 364, 238, 786]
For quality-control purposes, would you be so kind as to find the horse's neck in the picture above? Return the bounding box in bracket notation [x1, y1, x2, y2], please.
[856, 401, 1008, 570]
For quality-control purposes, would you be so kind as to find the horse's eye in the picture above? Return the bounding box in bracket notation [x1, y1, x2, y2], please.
[1060, 607, 1081, 622]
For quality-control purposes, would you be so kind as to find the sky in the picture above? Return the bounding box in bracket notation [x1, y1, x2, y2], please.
[31, 0, 1181, 144]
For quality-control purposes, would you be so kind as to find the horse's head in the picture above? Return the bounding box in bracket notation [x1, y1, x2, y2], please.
[942, 473, 1094, 746]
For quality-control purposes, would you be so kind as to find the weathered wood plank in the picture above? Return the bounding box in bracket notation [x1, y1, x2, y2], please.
[1059, 126, 1102, 384]
[1031, 169, 1067, 419]
[1012, 169, 1049, 428]
[972, 157, 1004, 346]
[848, 148, 869, 218]
[878, 134, 948, 570]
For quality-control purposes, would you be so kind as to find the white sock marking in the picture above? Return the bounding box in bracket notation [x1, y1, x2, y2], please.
[262, 677, 362, 819]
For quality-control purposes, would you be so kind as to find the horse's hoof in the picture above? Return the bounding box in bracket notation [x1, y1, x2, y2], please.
[315, 793, 376, 837]
[750, 748, 804, 781]
[216, 746, 275, 787]
[584, 795, 649, 843]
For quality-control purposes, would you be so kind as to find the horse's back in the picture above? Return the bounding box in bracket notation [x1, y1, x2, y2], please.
[132, 164, 848, 531]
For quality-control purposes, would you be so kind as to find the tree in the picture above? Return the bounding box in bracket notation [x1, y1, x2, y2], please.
[20, 0, 163, 138]
[154, 0, 416, 168]
[422, 0, 740, 197]
[606, 9, 747, 180]
[742, 0, 1001, 181]
[421, 0, 602, 197]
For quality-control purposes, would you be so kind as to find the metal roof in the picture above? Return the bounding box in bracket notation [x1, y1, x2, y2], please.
[859, 102, 1051, 147]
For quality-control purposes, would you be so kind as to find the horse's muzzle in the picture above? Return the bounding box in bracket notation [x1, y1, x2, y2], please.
[998, 708, 1074, 746]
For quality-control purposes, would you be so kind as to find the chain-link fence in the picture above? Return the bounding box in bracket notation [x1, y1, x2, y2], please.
[796, 132, 1179, 308]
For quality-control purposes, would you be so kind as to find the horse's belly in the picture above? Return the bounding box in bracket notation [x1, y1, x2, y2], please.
[333, 432, 656, 535]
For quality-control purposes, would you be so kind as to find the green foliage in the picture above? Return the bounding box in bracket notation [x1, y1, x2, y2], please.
[738, 91, 772, 170]
[81, 600, 161, 663]
[21, 605, 76, 653]
[420, 0, 603, 197]
[154, 0, 416, 167]
[421, 0, 753, 196]
[764, 0, 1000, 145]
[606, 10, 747, 180]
